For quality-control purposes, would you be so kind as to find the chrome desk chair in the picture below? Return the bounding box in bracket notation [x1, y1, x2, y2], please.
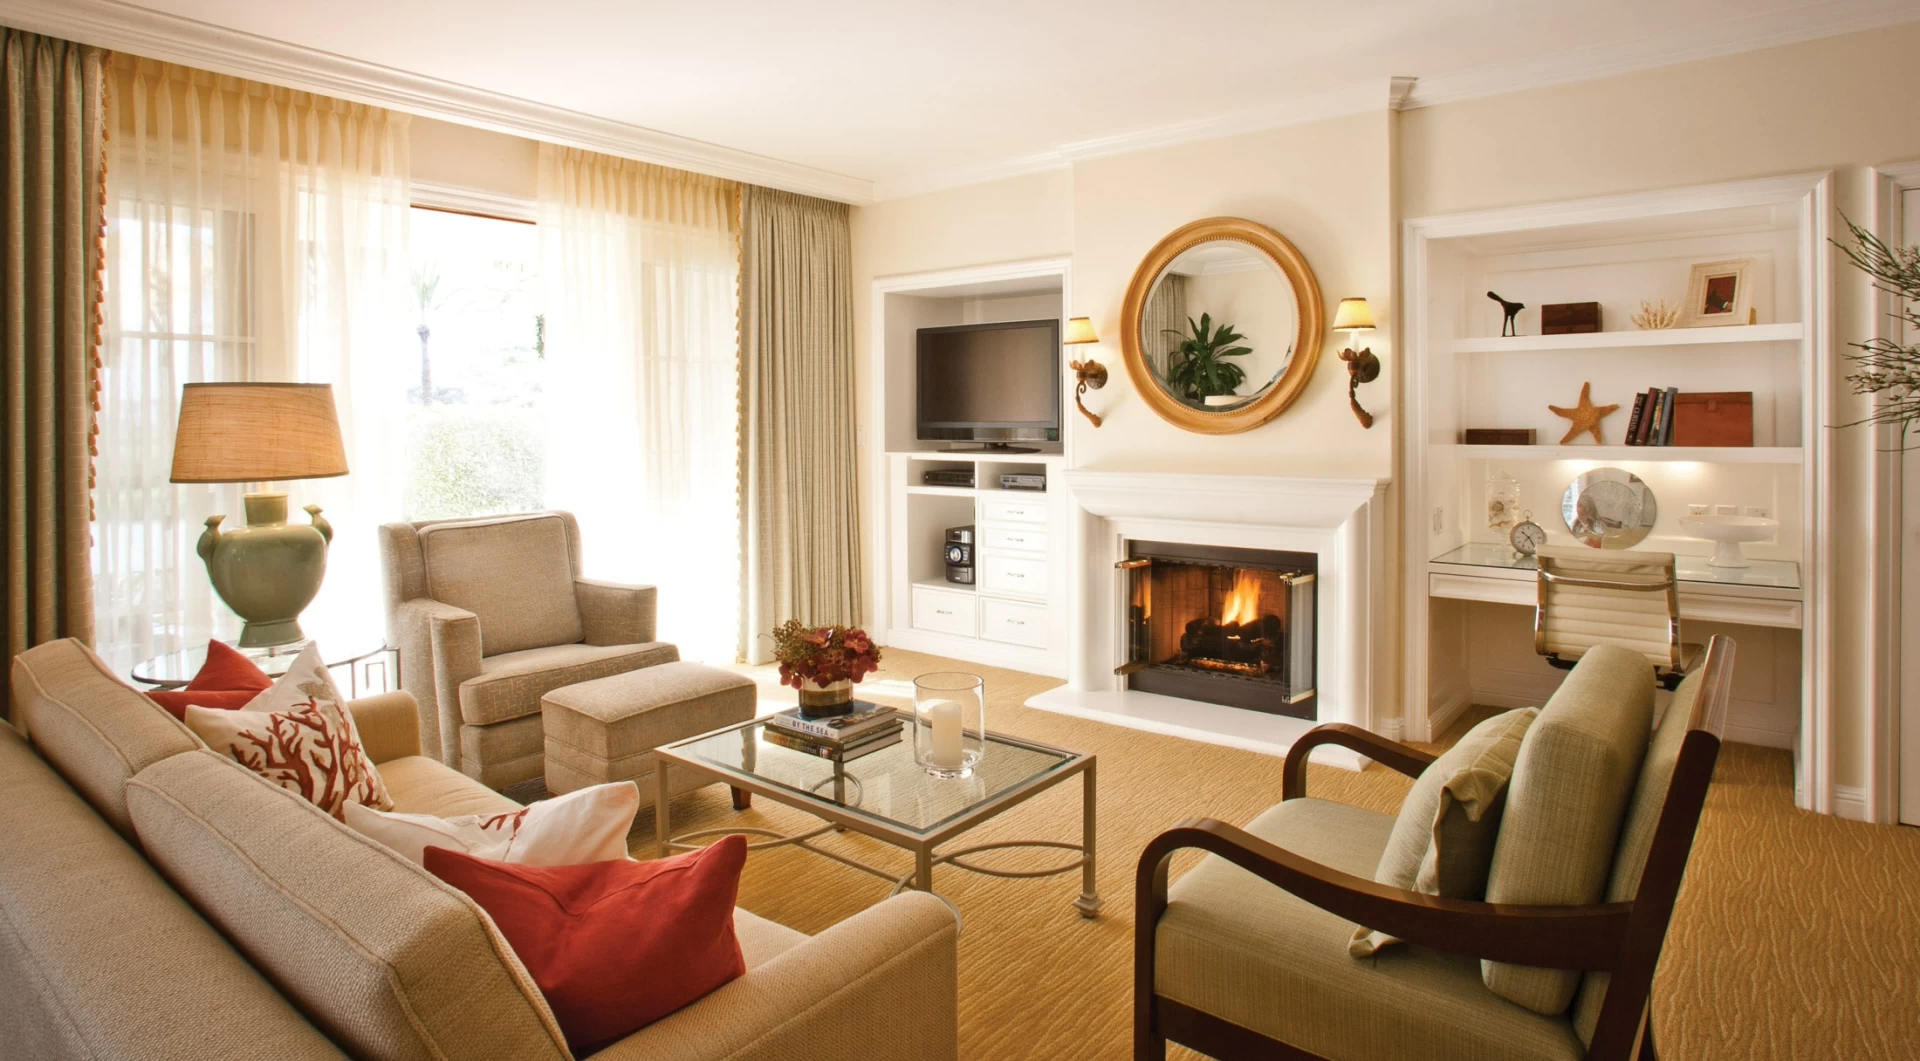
[1535, 546, 1701, 690]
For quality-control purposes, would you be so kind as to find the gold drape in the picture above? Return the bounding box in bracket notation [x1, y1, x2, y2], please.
[738, 186, 861, 661]
[2, 29, 107, 716]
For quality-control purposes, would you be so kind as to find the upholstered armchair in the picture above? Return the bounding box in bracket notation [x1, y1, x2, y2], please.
[1135, 637, 1736, 1061]
[379, 511, 678, 789]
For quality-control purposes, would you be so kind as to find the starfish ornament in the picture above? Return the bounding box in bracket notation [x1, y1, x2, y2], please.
[1548, 381, 1620, 445]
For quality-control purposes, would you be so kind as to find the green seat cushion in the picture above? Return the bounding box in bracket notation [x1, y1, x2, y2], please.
[1157, 797, 1582, 1061]
[1351, 707, 1538, 957]
[1482, 645, 1654, 1015]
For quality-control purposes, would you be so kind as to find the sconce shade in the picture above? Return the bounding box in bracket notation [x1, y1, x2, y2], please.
[1332, 298, 1375, 332]
[1063, 316, 1100, 345]
[170, 383, 349, 484]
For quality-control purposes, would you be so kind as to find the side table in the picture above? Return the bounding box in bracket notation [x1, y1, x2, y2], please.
[130, 633, 394, 699]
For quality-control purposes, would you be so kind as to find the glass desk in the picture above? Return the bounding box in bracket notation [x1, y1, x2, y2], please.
[130, 631, 393, 697]
[654, 718, 1099, 926]
[1428, 542, 1803, 629]
[1432, 542, 1800, 589]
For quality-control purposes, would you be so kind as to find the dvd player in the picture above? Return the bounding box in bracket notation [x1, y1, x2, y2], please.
[922, 468, 976, 488]
[999, 473, 1046, 491]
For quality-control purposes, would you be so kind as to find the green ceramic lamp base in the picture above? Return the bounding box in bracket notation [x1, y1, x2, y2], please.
[198, 491, 334, 650]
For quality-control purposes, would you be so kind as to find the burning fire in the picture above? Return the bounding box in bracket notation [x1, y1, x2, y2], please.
[1220, 571, 1261, 626]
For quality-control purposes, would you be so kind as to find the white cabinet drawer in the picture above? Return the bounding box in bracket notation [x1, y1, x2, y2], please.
[981, 598, 1048, 649]
[979, 554, 1047, 599]
[980, 495, 1048, 525]
[980, 523, 1047, 555]
[911, 586, 977, 637]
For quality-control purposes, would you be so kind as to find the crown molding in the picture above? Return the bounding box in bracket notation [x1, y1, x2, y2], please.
[877, 1, 1917, 202]
[0, 0, 874, 204]
[1400, 0, 1919, 109]
[874, 76, 1415, 202]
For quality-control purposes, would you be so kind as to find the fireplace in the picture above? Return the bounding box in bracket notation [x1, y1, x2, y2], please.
[1118, 540, 1317, 719]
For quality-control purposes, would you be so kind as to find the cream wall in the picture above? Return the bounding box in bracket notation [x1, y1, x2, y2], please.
[1068, 109, 1393, 478]
[848, 22, 1920, 800]
[409, 116, 539, 198]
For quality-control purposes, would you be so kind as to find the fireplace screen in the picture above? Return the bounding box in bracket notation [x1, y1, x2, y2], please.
[1118, 541, 1316, 719]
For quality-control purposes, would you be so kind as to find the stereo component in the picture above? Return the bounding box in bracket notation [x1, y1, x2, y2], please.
[944, 525, 975, 585]
[922, 468, 976, 488]
[999, 473, 1047, 491]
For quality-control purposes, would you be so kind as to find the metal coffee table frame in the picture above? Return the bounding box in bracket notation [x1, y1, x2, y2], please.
[653, 720, 1100, 928]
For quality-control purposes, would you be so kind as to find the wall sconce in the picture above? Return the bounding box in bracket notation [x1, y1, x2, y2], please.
[1064, 316, 1107, 428]
[1334, 298, 1379, 429]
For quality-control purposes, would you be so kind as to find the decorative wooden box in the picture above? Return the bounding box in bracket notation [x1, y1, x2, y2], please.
[1670, 392, 1754, 447]
[1540, 302, 1601, 334]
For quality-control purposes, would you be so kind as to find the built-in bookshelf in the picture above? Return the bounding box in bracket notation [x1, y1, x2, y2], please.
[1400, 174, 1833, 808]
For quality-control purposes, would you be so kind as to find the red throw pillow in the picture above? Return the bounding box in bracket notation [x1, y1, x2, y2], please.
[424, 836, 748, 1053]
[147, 640, 273, 720]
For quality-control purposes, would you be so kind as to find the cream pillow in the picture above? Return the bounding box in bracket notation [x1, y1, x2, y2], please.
[1349, 707, 1537, 958]
[184, 642, 392, 820]
[346, 780, 640, 866]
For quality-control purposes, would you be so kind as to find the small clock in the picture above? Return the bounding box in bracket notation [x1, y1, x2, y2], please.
[1510, 511, 1547, 557]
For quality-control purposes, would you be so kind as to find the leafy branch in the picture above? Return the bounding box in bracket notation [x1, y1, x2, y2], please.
[1836, 215, 1920, 445]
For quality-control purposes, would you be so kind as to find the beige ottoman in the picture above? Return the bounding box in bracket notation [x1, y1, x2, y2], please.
[541, 662, 757, 805]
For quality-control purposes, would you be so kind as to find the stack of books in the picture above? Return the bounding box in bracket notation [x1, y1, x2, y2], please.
[1624, 386, 1681, 446]
[764, 702, 904, 763]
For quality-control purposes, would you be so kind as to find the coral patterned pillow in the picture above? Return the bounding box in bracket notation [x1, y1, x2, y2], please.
[184, 642, 392, 820]
[343, 781, 640, 866]
[146, 640, 274, 720]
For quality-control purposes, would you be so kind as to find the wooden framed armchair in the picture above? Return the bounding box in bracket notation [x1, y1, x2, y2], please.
[379, 511, 678, 789]
[1135, 636, 1735, 1061]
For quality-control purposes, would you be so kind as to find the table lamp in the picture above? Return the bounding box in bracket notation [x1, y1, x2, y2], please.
[170, 383, 349, 647]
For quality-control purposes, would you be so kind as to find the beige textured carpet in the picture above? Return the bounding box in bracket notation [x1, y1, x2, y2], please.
[634, 649, 1920, 1061]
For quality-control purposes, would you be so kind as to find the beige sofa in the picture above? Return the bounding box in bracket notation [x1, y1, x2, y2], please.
[379, 511, 679, 788]
[2, 639, 958, 1061]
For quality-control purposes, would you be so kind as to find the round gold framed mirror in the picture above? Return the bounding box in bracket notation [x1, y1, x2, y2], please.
[1120, 217, 1325, 434]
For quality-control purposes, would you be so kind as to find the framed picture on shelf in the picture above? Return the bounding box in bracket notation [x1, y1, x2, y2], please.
[1682, 258, 1753, 326]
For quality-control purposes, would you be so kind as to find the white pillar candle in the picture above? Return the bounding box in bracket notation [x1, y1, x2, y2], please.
[926, 698, 965, 769]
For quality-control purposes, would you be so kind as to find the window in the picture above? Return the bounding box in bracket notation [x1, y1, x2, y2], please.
[399, 207, 546, 521]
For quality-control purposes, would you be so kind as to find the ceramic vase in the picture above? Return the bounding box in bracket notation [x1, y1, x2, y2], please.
[797, 678, 855, 718]
[197, 492, 332, 648]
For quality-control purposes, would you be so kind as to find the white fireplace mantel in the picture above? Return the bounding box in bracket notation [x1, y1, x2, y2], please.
[1028, 469, 1390, 770]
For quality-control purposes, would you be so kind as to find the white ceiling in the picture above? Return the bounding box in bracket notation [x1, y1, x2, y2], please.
[15, 0, 1918, 200]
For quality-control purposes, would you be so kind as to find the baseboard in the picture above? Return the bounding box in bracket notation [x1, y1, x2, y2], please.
[881, 627, 1067, 679]
[1721, 719, 1796, 751]
[1378, 718, 1404, 743]
[1427, 688, 1471, 740]
[1831, 785, 1869, 822]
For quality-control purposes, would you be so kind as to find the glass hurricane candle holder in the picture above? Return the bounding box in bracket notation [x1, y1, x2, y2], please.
[913, 672, 985, 779]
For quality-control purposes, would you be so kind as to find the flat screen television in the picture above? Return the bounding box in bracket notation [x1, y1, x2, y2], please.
[916, 319, 1061, 448]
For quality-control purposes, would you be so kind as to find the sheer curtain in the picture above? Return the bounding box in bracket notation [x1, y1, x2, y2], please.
[536, 146, 741, 662]
[95, 57, 410, 671]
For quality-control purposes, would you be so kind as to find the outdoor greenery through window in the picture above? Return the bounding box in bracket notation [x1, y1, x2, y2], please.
[402, 206, 546, 521]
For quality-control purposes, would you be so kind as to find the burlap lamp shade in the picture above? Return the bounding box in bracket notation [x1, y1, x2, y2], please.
[170, 383, 348, 648]
[169, 383, 349, 483]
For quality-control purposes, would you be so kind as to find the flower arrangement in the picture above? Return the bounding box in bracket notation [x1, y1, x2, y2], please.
[770, 619, 882, 690]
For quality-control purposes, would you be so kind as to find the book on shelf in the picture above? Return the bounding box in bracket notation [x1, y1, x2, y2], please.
[1657, 386, 1679, 445]
[762, 726, 902, 763]
[1624, 393, 1648, 445]
[766, 702, 900, 743]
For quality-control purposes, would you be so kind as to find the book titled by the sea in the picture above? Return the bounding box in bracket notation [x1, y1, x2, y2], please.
[767, 702, 901, 743]
[762, 726, 903, 763]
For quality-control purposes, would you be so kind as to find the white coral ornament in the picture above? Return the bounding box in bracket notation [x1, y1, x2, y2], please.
[1632, 298, 1680, 330]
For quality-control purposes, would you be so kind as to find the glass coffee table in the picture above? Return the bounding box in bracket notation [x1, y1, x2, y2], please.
[653, 718, 1099, 925]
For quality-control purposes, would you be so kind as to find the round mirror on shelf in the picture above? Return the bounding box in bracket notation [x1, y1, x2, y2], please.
[1120, 217, 1324, 434]
[1561, 467, 1659, 549]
